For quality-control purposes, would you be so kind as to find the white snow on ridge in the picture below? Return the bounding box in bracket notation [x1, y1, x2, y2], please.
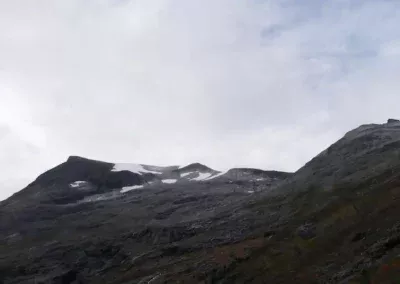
[162, 179, 177, 184]
[112, 163, 162, 175]
[191, 172, 212, 181]
[181, 172, 194, 177]
[70, 181, 87, 188]
[205, 171, 227, 180]
[120, 185, 144, 193]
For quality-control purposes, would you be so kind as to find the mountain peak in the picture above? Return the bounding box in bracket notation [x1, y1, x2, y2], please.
[67, 155, 85, 162]
[65, 155, 112, 165]
[387, 118, 400, 124]
[179, 163, 214, 173]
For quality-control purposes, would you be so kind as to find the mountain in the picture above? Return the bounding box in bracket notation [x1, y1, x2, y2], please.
[2, 157, 290, 207]
[282, 118, 400, 193]
[2, 119, 400, 283]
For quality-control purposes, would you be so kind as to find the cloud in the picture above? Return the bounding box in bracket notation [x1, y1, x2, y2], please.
[1, 0, 400, 200]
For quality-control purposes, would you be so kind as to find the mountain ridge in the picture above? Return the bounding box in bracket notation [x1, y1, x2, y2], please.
[3, 119, 400, 283]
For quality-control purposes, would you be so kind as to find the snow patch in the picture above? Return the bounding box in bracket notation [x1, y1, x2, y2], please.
[162, 179, 177, 184]
[191, 172, 212, 181]
[83, 195, 108, 202]
[70, 181, 87, 188]
[181, 172, 194, 177]
[247, 190, 255, 194]
[205, 171, 226, 180]
[112, 163, 162, 174]
[79, 193, 118, 203]
[120, 185, 144, 193]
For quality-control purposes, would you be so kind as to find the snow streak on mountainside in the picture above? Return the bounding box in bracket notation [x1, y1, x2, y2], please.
[112, 163, 164, 174]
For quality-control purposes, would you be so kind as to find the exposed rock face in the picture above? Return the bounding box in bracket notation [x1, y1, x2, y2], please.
[387, 118, 400, 124]
[32, 155, 115, 187]
[5, 156, 144, 206]
[280, 120, 400, 193]
[224, 168, 292, 181]
[179, 163, 214, 173]
[4, 120, 400, 283]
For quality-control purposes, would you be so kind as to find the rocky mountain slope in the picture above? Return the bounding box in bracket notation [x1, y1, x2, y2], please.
[2, 119, 400, 283]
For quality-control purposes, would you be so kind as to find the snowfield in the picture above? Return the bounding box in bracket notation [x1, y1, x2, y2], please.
[191, 172, 212, 181]
[120, 185, 144, 193]
[162, 179, 177, 184]
[205, 171, 226, 180]
[112, 163, 163, 175]
[69, 181, 87, 188]
[181, 172, 194, 177]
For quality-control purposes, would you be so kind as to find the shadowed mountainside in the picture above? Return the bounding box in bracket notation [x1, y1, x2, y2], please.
[2, 119, 400, 283]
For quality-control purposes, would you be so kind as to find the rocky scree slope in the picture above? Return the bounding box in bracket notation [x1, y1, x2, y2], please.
[2, 119, 400, 283]
[0, 155, 290, 283]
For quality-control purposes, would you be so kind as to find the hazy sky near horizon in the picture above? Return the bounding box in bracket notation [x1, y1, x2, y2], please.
[1, 0, 400, 200]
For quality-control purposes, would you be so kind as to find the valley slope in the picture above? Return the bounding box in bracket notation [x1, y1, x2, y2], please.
[2, 119, 400, 283]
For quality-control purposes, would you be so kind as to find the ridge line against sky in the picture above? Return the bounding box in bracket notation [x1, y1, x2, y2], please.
[1, 0, 400, 200]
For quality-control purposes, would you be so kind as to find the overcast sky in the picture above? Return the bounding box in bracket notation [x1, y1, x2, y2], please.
[1, 0, 400, 200]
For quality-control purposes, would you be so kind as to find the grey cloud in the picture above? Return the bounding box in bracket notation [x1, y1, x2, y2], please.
[1, 0, 400, 200]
